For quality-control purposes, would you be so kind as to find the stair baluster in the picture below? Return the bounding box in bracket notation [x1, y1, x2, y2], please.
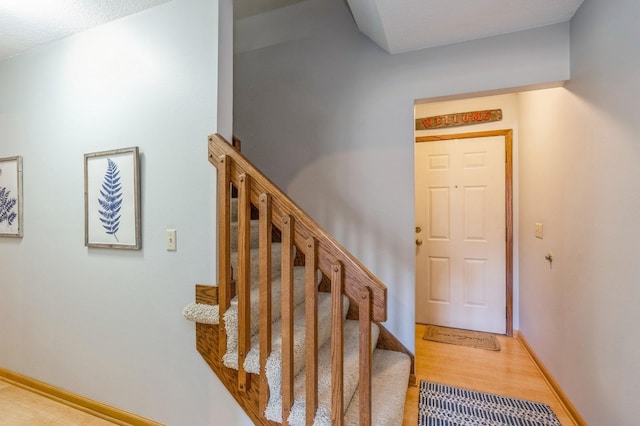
[216, 155, 232, 362]
[331, 262, 345, 426]
[258, 193, 273, 414]
[281, 215, 296, 423]
[305, 237, 319, 426]
[238, 174, 252, 392]
[359, 287, 373, 425]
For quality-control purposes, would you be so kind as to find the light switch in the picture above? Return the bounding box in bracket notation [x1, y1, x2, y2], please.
[167, 229, 177, 251]
[535, 223, 543, 239]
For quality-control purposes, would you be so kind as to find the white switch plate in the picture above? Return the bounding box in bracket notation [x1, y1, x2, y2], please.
[535, 223, 543, 239]
[167, 229, 177, 251]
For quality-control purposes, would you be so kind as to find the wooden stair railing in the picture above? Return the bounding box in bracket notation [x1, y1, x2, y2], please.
[210, 134, 388, 321]
[207, 133, 391, 425]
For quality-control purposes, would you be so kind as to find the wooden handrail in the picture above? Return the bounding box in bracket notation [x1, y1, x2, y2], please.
[209, 133, 387, 322]
[212, 133, 380, 425]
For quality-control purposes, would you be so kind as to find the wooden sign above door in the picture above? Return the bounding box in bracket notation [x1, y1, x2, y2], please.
[415, 109, 502, 130]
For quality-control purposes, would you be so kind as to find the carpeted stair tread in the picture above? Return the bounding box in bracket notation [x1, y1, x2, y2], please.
[265, 319, 380, 425]
[230, 243, 283, 286]
[343, 349, 411, 426]
[230, 220, 260, 251]
[231, 197, 238, 222]
[225, 291, 346, 374]
[183, 244, 286, 326]
[222, 265, 311, 369]
[182, 301, 218, 324]
[243, 292, 346, 376]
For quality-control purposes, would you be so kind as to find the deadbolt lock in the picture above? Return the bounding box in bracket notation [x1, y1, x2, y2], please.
[415, 226, 422, 233]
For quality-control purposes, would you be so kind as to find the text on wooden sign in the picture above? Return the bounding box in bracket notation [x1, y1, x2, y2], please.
[416, 109, 502, 130]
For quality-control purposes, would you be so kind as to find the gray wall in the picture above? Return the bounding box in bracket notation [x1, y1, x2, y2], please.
[234, 0, 570, 349]
[518, 0, 640, 423]
[0, 0, 250, 424]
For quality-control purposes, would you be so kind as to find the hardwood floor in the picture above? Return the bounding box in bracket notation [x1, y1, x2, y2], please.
[1, 325, 576, 425]
[0, 379, 115, 425]
[403, 324, 577, 426]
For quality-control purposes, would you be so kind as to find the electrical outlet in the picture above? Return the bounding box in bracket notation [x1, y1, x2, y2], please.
[535, 223, 543, 239]
[167, 229, 177, 251]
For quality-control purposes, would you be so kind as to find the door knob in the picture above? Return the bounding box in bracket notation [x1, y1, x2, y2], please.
[416, 239, 423, 246]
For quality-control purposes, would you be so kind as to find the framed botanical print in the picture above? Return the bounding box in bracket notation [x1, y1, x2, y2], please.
[84, 147, 141, 249]
[0, 156, 23, 238]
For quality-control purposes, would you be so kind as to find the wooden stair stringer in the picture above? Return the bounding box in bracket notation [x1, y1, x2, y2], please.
[375, 323, 416, 387]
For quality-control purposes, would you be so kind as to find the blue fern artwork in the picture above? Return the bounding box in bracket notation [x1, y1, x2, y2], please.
[98, 159, 123, 242]
[0, 187, 17, 226]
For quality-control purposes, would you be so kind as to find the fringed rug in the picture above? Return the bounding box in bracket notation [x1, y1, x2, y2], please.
[422, 325, 501, 351]
[418, 381, 561, 426]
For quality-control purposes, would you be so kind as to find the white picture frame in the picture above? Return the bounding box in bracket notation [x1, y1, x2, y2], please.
[84, 147, 141, 249]
[0, 156, 23, 238]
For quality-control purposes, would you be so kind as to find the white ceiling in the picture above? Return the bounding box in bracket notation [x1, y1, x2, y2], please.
[0, 0, 171, 60]
[0, 0, 585, 61]
[347, 0, 585, 54]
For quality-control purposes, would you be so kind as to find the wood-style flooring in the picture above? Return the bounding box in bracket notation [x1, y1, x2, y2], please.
[1, 325, 576, 425]
[403, 324, 576, 425]
[0, 379, 115, 425]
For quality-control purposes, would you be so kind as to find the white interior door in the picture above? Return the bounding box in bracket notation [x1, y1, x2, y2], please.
[415, 135, 506, 334]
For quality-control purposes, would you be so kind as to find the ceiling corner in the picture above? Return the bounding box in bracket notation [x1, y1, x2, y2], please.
[346, 0, 391, 53]
[345, 0, 584, 56]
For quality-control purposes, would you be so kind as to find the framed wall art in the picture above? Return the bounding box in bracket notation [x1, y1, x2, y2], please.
[0, 156, 23, 238]
[84, 147, 141, 249]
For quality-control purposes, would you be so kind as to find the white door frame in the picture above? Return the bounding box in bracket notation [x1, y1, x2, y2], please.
[415, 129, 513, 336]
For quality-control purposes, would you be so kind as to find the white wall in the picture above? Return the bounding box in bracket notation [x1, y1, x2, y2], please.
[517, 0, 640, 423]
[414, 94, 520, 331]
[0, 1, 251, 424]
[234, 0, 569, 350]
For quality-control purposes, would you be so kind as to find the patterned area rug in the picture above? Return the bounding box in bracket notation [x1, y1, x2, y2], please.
[418, 381, 561, 426]
[422, 325, 501, 351]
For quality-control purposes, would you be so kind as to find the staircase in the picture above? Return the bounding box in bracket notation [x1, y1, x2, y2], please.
[183, 134, 414, 425]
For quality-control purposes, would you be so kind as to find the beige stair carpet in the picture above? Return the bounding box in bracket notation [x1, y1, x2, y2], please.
[222, 266, 309, 370]
[343, 349, 411, 426]
[265, 320, 380, 425]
